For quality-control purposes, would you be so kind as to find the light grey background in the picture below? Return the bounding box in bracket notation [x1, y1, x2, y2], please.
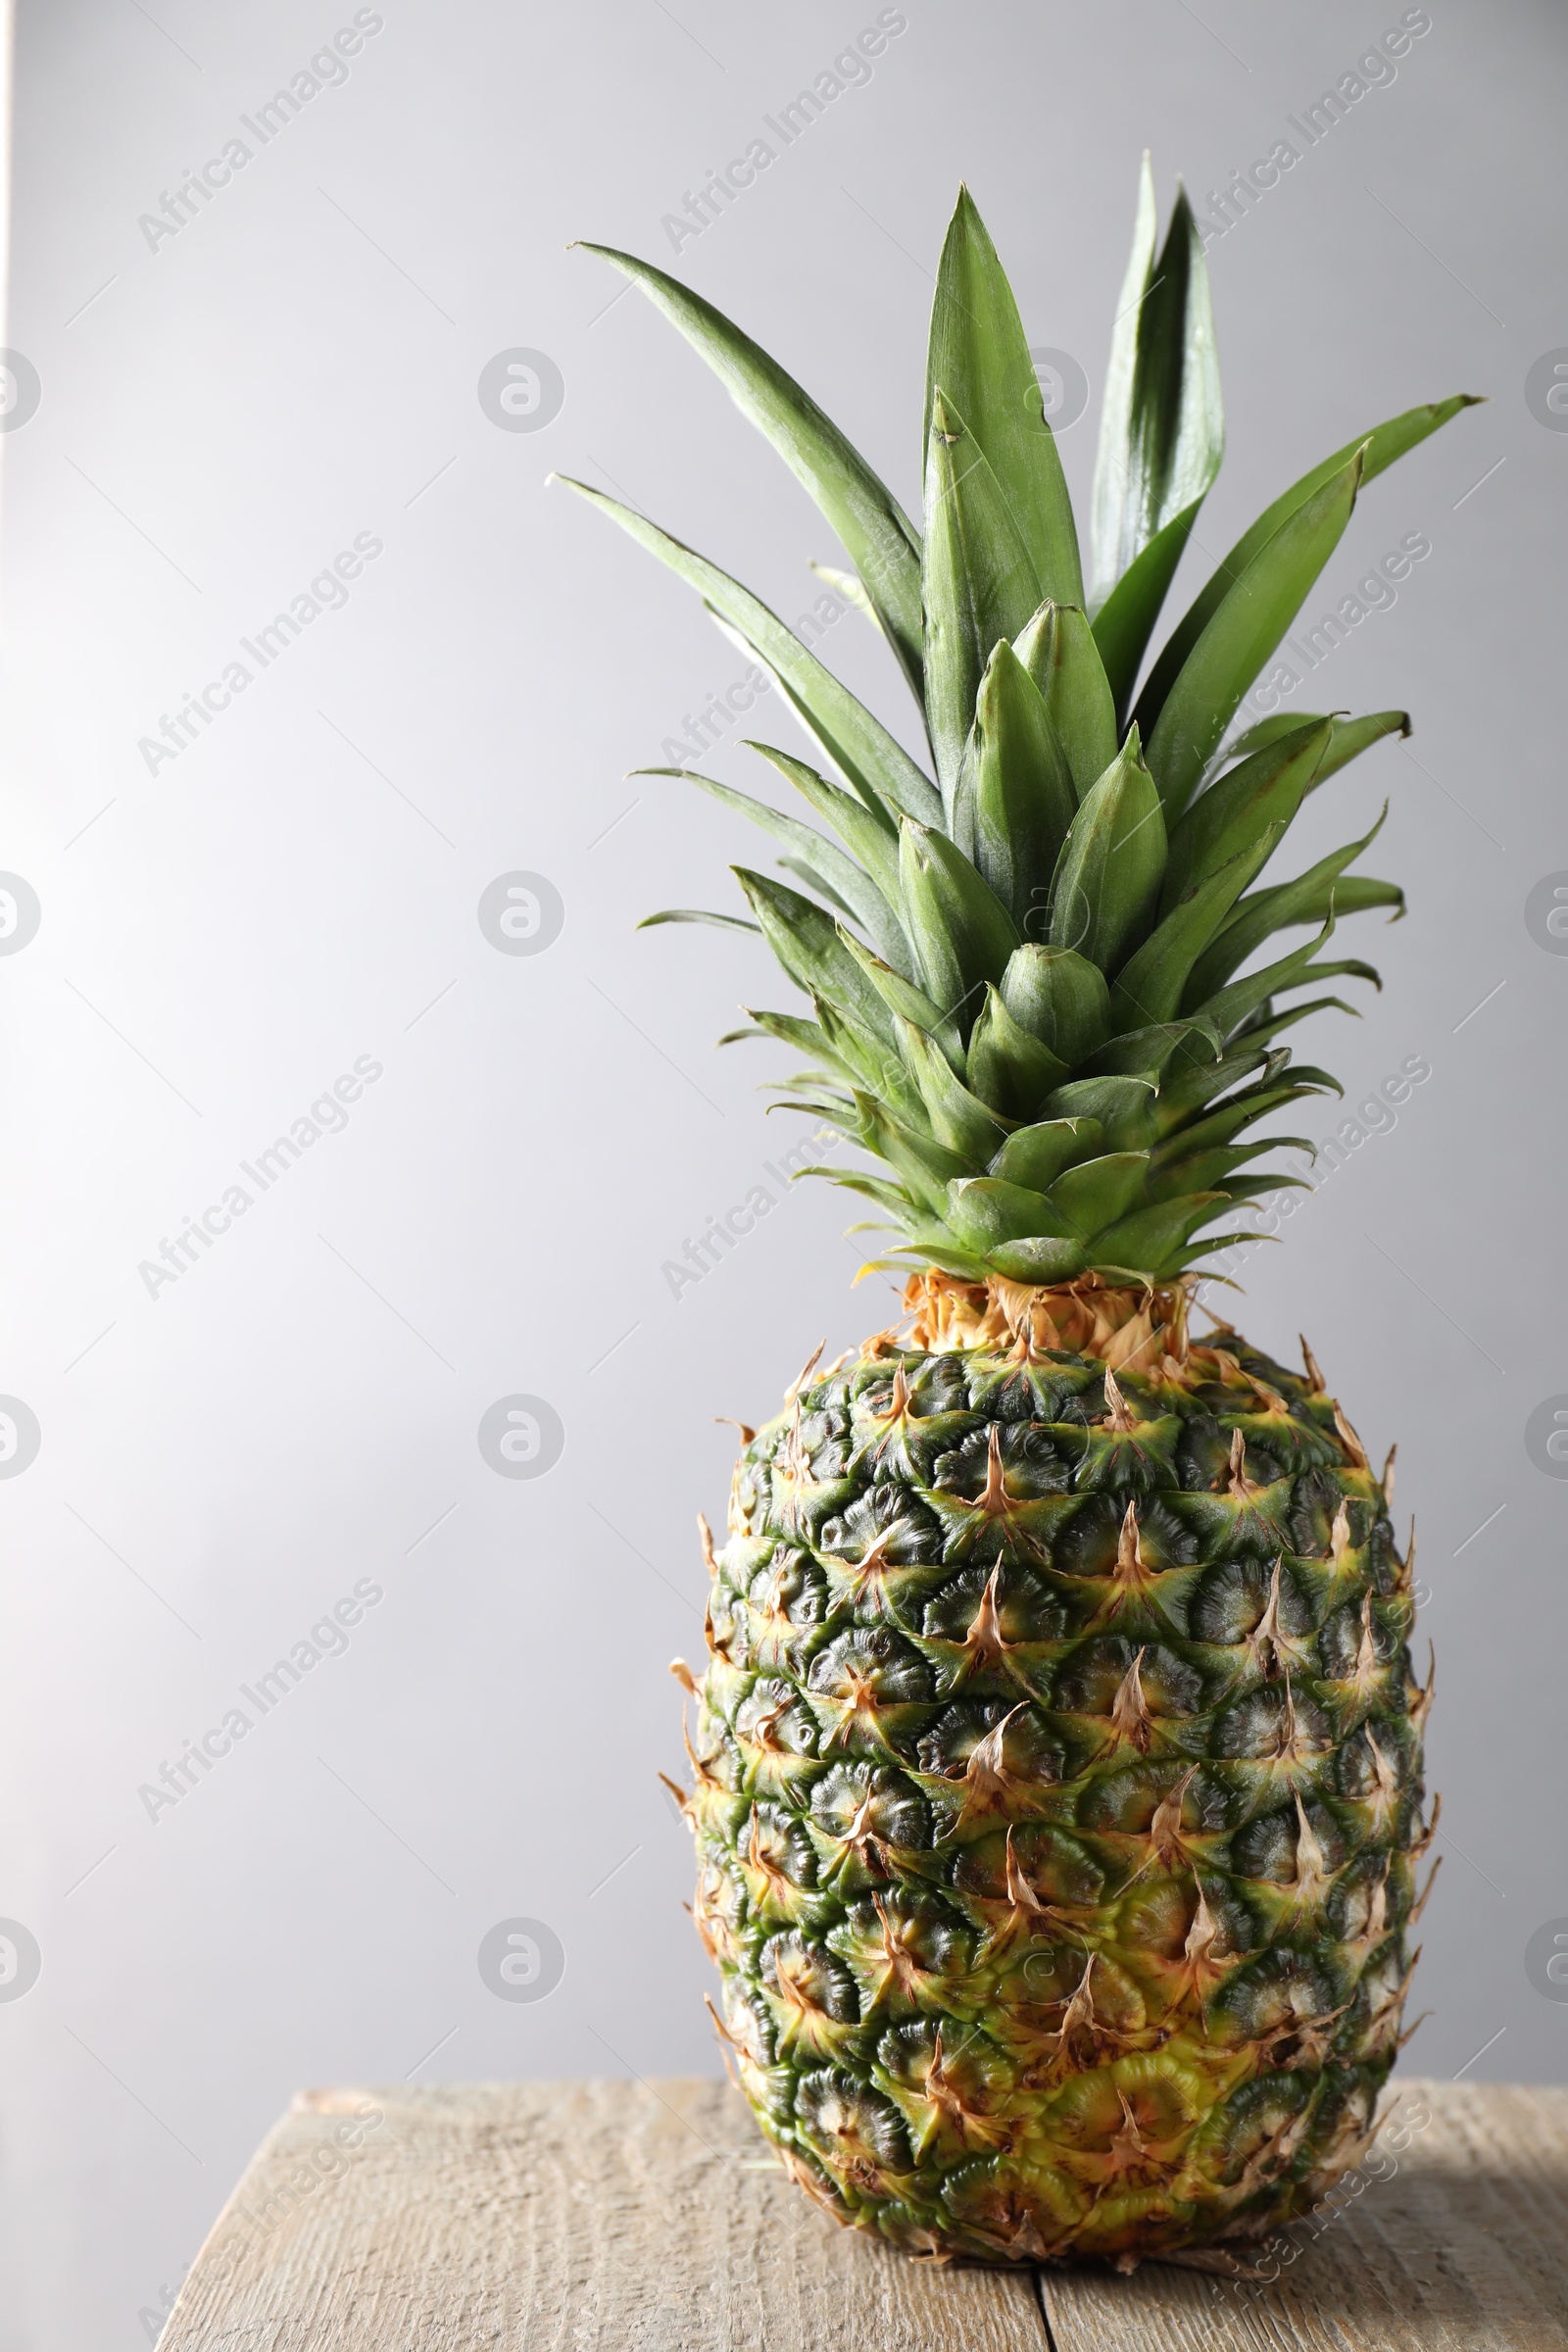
[1, 0, 1564, 2341]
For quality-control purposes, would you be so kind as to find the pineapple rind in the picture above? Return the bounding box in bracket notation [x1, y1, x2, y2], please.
[682, 1278, 1427, 2264]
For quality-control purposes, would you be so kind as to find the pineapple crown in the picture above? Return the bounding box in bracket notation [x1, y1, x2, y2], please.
[561, 165, 1477, 1290]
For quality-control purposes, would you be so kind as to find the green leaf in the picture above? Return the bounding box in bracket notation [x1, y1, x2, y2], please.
[1110, 833, 1280, 1032]
[743, 741, 900, 890]
[1000, 944, 1111, 1062]
[639, 765, 911, 973]
[741, 1006, 848, 1071]
[814, 997, 922, 1122]
[1042, 1074, 1158, 1151]
[954, 641, 1078, 933]
[1092, 502, 1206, 725]
[1161, 717, 1333, 910]
[923, 390, 1044, 813]
[732, 867, 898, 1050]
[1150, 1144, 1310, 1202]
[775, 858, 859, 922]
[1141, 454, 1363, 819]
[1152, 1083, 1318, 1162]
[898, 1017, 1008, 1163]
[1048, 726, 1167, 971]
[965, 985, 1069, 1121]
[639, 906, 760, 933]
[1089, 170, 1223, 667]
[1047, 1152, 1150, 1236]
[1184, 804, 1388, 1002]
[1285, 874, 1404, 924]
[1080, 1019, 1217, 1080]
[1090, 1195, 1226, 1278]
[854, 1091, 970, 1217]
[898, 819, 1021, 1032]
[1154, 1041, 1281, 1130]
[834, 925, 965, 1072]
[986, 1235, 1090, 1284]
[947, 1177, 1080, 1253]
[1136, 395, 1480, 737]
[990, 1117, 1103, 1191]
[1214, 707, 1408, 791]
[1185, 914, 1366, 1040]
[577, 243, 925, 698]
[1013, 602, 1119, 801]
[924, 186, 1083, 607]
[554, 478, 943, 826]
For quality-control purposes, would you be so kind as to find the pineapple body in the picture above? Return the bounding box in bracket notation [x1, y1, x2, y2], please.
[684, 1275, 1428, 2264]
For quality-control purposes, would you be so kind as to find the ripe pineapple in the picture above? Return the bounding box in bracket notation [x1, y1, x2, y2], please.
[564, 166, 1469, 2267]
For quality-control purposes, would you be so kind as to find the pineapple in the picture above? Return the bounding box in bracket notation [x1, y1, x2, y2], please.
[563, 166, 1469, 2266]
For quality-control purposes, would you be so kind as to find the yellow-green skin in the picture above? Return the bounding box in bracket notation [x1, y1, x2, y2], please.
[681, 1294, 1428, 2263]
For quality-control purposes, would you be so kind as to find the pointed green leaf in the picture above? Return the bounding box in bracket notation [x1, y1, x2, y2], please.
[898, 1016, 1008, 1163]
[577, 243, 924, 696]
[743, 742, 900, 892]
[1013, 602, 1118, 801]
[834, 925, 964, 1072]
[954, 641, 1077, 933]
[1048, 726, 1167, 971]
[924, 186, 1083, 606]
[1161, 718, 1333, 910]
[1047, 1152, 1150, 1235]
[639, 765, 911, 973]
[1137, 396, 1480, 736]
[853, 1091, 970, 1216]
[1000, 944, 1111, 1062]
[1090, 1195, 1226, 1279]
[1184, 805, 1388, 1003]
[1214, 707, 1408, 789]
[555, 478, 943, 825]
[898, 818, 1021, 1031]
[1080, 1019, 1217, 1080]
[1185, 913, 1362, 1040]
[732, 867, 898, 1049]
[1141, 455, 1363, 818]
[1092, 502, 1206, 724]
[741, 1006, 848, 1072]
[923, 390, 1044, 812]
[638, 906, 760, 933]
[1111, 832, 1280, 1033]
[990, 1117, 1102, 1191]
[1286, 874, 1404, 923]
[1042, 1074, 1158, 1151]
[1090, 171, 1223, 634]
[947, 1177, 1080, 1254]
[965, 984, 1069, 1121]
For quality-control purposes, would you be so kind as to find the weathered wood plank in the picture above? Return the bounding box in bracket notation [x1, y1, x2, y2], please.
[158, 2078, 1050, 2351]
[1043, 2080, 1568, 2352]
[158, 2077, 1568, 2351]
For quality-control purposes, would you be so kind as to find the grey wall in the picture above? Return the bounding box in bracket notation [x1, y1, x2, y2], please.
[2, 0, 1564, 2340]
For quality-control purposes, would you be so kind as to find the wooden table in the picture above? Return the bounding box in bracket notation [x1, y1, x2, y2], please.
[159, 2077, 1568, 2350]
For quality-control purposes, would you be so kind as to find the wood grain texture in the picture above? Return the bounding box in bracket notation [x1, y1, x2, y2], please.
[1045, 2080, 1568, 2352]
[157, 2078, 1048, 2351]
[157, 2077, 1568, 2352]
